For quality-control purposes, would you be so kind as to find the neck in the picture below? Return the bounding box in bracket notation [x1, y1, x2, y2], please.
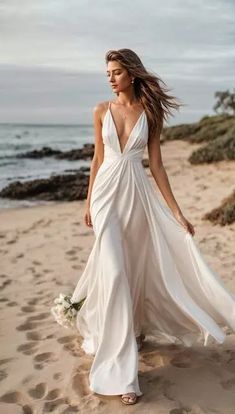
[116, 91, 138, 107]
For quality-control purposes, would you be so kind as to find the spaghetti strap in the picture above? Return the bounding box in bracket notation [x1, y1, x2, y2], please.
[108, 101, 111, 109]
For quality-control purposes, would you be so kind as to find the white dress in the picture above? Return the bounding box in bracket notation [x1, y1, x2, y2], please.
[71, 101, 235, 397]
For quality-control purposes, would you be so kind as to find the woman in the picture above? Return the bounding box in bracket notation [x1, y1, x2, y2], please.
[71, 48, 235, 405]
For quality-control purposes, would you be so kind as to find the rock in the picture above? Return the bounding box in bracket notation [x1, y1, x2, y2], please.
[17, 146, 61, 159]
[55, 144, 94, 160]
[0, 170, 89, 201]
[16, 144, 95, 160]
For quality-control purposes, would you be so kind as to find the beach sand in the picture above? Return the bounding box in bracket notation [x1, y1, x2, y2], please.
[0, 140, 235, 414]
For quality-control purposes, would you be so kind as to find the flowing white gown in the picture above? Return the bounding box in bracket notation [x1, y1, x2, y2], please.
[71, 101, 235, 397]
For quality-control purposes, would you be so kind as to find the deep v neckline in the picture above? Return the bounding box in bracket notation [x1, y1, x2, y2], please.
[108, 104, 145, 154]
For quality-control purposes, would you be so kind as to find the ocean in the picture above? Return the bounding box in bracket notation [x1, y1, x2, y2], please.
[0, 123, 93, 209]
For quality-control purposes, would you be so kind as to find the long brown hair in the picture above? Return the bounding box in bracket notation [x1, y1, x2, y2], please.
[105, 48, 184, 139]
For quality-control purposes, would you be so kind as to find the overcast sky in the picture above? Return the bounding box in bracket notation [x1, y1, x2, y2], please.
[0, 0, 234, 125]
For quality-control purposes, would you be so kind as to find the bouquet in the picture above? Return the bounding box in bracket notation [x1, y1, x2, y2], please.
[51, 293, 86, 330]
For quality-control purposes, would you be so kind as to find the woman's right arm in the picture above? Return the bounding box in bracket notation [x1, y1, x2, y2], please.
[84, 103, 105, 227]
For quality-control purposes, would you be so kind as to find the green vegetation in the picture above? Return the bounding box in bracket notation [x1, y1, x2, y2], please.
[203, 190, 235, 226]
[162, 114, 235, 164]
[213, 89, 235, 115]
[162, 113, 235, 225]
[189, 129, 235, 164]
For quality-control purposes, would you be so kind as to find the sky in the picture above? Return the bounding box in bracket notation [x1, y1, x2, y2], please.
[0, 0, 234, 125]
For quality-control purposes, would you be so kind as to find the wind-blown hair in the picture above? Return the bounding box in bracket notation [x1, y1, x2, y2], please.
[105, 48, 184, 139]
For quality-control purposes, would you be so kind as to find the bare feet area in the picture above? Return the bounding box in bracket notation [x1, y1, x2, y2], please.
[0, 140, 235, 413]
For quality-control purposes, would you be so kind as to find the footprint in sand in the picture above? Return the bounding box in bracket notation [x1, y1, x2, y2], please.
[78, 231, 91, 237]
[21, 305, 36, 313]
[16, 253, 24, 259]
[28, 382, 47, 399]
[34, 364, 44, 370]
[35, 280, 45, 286]
[63, 342, 83, 357]
[53, 372, 63, 380]
[61, 407, 79, 413]
[0, 297, 9, 303]
[27, 266, 36, 273]
[72, 372, 90, 397]
[22, 404, 33, 414]
[66, 249, 77, 256]
[72, 264, 83, 270]
[43, 269, 51, 274]
[205, 351, 223, 364]
[43, 398, 68, 412]
[225, 349, 235, 362]
[27, 297, 42, 306]
[67, 256, 79, 262]
[6, 238, 18, 244]
[32, 260, 42, 266]
[0, 279, 12, 290]
[16, 320, 41, 332]
[7, 301, 18, 307]
[57, 335, 84, 356]
[34, 352, 57, 365]
[170, 352, 194, 368]
[0, 389, 33, 414]
[0, 357, 15, 366]
[45, 388, 62, 401]
[27, 312, 50, 322]
[34, 272, 43, 278]
[0, 390, 22, 403]
[17, 342, 39, 355]
[77, 361, 91, 374]
[221, 377, 235, 390]
[57, 335, 77, 344]
[0, 369, 7, 382]
[0, 249, 8, 255]
[26, 331, 43, 341]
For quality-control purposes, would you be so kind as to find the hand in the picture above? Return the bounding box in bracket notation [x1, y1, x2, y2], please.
[173, 211, 195, 236]
[84, 205, 93, 228]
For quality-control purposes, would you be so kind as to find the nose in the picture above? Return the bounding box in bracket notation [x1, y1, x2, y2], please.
[110, 73, 115, 83]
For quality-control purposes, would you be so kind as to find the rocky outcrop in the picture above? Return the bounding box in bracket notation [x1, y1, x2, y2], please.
[17, 144, 95, 160]
[0, 170, 89, 201]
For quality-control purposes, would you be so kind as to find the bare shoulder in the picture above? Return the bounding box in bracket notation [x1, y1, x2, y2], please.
[93, 101, 109, 124]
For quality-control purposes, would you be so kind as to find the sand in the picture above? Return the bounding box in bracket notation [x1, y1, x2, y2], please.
[0, 140, 235, 414]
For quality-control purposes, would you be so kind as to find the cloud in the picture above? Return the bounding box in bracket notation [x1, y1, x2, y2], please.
[0, 0, 234, 123]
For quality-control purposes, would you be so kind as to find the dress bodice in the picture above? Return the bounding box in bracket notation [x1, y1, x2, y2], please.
[102, 102, 149, 163]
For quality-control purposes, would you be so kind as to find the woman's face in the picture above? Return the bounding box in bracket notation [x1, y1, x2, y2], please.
[106, 60, 132, 94]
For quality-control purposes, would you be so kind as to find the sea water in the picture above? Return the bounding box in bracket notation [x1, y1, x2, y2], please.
[0, 123, 93, 209]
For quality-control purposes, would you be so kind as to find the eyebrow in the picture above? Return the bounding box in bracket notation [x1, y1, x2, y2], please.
[106, 68, 122, 73]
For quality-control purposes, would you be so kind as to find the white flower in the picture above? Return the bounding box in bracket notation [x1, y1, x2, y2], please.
[51, 293, 85, 330]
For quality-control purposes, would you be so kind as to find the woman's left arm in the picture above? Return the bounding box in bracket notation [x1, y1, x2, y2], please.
[147, 129, 195, 236]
